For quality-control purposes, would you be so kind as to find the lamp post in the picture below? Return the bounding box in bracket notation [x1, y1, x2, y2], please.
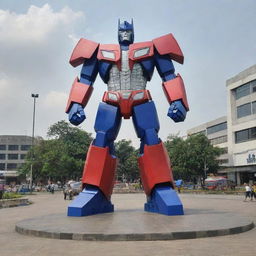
[30, 93, 39, 194]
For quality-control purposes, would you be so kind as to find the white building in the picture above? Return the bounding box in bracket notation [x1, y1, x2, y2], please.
[187, 116, 228, 167]
[188, 64, 256, 185]
[226, 64, 256, 185]
[0, 135, 32, 183]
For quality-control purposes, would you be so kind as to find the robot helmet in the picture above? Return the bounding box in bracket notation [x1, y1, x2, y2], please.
[118, 19, 134, 45]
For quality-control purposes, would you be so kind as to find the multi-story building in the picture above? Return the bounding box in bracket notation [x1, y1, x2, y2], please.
[187, 116, 229, 168]
[226, 64, 256, 185]
[187, 64, 256, 185]
[0, 135, 32, 183]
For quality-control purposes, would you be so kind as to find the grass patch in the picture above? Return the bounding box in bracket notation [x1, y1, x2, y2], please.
[2, 192, 23, 199]
[179, 189, 244, 195]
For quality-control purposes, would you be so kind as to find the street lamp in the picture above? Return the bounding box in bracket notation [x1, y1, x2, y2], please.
[30, 93, 39, 193]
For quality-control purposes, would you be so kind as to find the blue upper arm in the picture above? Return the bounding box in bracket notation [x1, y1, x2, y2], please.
[98, 61, 112, 83]
[154, 52, 176, 82]
[79, 52, 98, 85]
[140, 58, 155, 81]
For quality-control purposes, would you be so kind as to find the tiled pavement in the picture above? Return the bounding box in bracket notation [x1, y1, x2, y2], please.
[0, 192, 256, 256]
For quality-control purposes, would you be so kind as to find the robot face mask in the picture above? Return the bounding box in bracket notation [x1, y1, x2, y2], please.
[119, 30, 133, 43]
[118, 19, 134, 45]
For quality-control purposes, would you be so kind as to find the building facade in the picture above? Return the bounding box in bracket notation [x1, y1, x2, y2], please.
[226, 64, 256, 185]
[187, 116, 229, 168]
[187, 64, 256, 185]
[0, 135, 32, 183]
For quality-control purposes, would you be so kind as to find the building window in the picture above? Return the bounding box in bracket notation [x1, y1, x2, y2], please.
[8, 145, 19, 151]
[0, 145, 6, 150]
[235, 83, 250, 99]
[252, 80, 256, 93]
[7, 163, 17, 170]
[8, 154, 18, 160]
[252, 101, 256, 114]
[21, 145, 31, 151]
[20, 154, 27, 160]
[235, 79, 256, 99]
[207, 122, 227, 135]
[0, 154, 6, 160]
[237, 103, 251, 118]
[0, 163, 5, 170]
[235, 127, 256, 143]
[210, 135, 227, 145]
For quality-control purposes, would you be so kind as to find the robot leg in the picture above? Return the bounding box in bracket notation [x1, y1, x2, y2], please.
[68, 103, 121, 216]
[133, 102, 184, 215]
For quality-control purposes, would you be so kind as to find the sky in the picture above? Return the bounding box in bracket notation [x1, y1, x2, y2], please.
[0, 0, 256, 147]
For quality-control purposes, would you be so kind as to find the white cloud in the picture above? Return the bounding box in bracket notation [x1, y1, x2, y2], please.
[44, 91, 68, 109]
[0, 4, 83, 43]
[0, 4, 85, 137]
[0, 78, 9, 98]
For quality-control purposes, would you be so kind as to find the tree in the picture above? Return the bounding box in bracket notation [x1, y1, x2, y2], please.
[165, 134, 224, 185]
[165, 135, 193, 181]
[114, 139, 139, 182]
[19, 121, 93, 183]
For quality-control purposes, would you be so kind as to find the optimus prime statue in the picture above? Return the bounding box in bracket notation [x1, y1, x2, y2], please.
[66, 20, 189, 217]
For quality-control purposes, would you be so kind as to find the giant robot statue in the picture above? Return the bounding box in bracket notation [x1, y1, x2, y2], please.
[66, 20, 189, 217]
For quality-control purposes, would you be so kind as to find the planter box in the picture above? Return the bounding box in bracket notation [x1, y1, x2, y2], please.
[0, 198, 30, 208]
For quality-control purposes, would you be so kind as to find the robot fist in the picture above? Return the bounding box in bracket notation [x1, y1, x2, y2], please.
[168, 100, 187, 122]
[68, 103, 86, 126]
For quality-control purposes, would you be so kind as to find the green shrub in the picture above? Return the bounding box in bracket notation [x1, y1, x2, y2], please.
[2, 192, 23, 199]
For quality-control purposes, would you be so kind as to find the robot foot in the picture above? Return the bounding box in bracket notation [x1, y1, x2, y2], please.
[144, 185, 184, 216]
[67, 186, 114, 217]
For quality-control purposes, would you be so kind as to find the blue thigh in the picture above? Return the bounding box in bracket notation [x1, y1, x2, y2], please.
[132, 101, 160, 152]
[93, 103, 122, 153]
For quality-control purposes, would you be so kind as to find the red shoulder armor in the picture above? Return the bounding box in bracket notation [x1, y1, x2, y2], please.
[153, 34, 184, 64]
[129, 41, 154, 61]
[97, 44, 121, 62]
[97, 44, 121, 69]
[69, 38, 99, 67]
[128, 41, 154, 69]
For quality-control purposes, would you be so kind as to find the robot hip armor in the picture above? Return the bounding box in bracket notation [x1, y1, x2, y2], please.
[102, 89, 152, 119]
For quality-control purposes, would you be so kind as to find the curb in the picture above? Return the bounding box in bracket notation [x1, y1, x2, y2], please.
[0, 198, 30, 208]
[15, 221, 254, 241]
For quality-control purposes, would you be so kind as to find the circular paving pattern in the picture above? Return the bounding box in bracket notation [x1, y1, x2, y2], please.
[15, 208, 254, 241]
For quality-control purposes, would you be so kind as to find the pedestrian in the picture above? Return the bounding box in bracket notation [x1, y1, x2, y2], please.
[244, 183, 251, 201]
[251, 183, 256, 201]
[67, 184, 73, 200]
[50, 183, 55, 194]
[0, 180, 4, 200]
[63, 184, 67, 200]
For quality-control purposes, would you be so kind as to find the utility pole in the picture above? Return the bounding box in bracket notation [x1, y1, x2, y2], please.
[30, 93, 39, 194]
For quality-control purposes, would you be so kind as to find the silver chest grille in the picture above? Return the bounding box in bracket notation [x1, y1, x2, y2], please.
[107, 50, 147, 91]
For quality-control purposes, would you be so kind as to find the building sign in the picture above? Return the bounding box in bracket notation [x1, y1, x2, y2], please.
[234, 149, 256, 166]
[247, 152, 256, 164]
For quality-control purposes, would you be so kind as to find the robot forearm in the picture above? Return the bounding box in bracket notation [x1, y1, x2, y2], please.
[162, 74, 189, 111]
[65, 77, 93, 113]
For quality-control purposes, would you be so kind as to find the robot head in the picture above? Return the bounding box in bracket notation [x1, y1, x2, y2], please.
[118, 19, 134, 46]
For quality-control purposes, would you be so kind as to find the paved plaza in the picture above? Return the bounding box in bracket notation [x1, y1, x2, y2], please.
[0, 192, 256, 256]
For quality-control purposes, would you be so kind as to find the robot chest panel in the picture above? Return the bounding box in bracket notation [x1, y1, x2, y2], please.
[107, 51, 147, 91]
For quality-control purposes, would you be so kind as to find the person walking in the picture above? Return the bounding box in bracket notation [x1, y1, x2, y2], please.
[50, 183, 55, 194]
[0, 180, 4, 200]
[251, 183, 256, 201]
[244, 183, 251, 201]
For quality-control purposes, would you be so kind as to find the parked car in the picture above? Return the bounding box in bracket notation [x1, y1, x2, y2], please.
[205, 176, 234, 190]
